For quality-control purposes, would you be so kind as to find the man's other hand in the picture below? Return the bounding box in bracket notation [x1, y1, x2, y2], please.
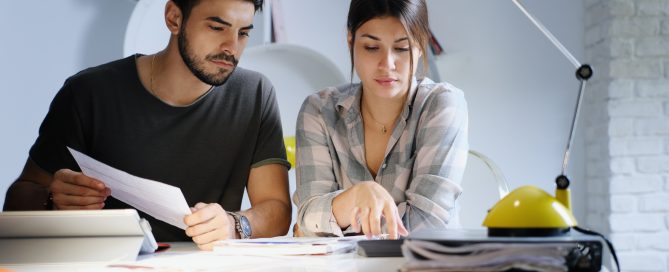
[184, 202, 237, 251]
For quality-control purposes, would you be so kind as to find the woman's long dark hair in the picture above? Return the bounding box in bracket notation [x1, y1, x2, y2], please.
[347, 0, 431, 81]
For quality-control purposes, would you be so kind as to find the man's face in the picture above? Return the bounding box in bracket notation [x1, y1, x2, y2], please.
[178, 0, 255, 86]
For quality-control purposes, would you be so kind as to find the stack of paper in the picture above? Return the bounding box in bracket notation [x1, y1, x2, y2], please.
[401, 240, 570, 272]
[213, 237, 361, 256]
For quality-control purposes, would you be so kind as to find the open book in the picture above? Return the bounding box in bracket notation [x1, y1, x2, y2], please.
[213, 236, 363, 256]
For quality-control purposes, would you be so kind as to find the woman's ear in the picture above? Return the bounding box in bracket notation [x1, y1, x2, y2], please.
[415, 44, 423, 59]
[165, 1, 183, 35]
[347, 31, 353, 51]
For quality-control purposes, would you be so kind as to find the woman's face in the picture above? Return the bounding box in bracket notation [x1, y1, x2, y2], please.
[351, 16, 422, 99]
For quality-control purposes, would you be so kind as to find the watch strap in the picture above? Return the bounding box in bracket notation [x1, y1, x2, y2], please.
[227, 211, 249, 239]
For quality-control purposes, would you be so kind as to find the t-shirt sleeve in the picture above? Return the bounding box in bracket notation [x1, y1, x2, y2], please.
[251, 83, 290, 169]
[29, 77, 87, 174]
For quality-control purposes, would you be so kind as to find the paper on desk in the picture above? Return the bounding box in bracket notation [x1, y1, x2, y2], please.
[68, 147, 191, 229]
[213, 236, 363, 256]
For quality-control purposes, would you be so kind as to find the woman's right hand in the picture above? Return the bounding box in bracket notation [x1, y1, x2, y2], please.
[333, 181, 408, 239]
[49, 169, 110, 210]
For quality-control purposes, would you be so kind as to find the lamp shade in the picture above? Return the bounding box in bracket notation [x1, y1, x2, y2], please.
[483, 185, 577, 236]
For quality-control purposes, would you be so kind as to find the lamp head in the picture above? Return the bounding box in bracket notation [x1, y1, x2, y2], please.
[483, 185, 577, 237]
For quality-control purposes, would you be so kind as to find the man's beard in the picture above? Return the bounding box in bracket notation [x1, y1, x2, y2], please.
[178, 28, 238, 86]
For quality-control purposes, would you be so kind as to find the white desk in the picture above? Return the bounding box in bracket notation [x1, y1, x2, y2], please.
[3, 242, 406, 272]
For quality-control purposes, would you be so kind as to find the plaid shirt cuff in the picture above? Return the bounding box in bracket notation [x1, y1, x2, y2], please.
[298, 190, 346, 237]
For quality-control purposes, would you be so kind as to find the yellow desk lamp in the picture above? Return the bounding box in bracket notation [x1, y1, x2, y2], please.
[284, 136, 296, 168]
[482, 0, 592, 238]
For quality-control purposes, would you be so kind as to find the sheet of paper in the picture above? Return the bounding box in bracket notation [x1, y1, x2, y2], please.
[213, 236, 364, 256]
[68, 147, 191, 229]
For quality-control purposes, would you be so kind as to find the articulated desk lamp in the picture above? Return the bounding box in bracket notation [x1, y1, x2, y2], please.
[482, 1, 620, 270]
[483, 0, 591, 237]
[483, 0, 592, 236]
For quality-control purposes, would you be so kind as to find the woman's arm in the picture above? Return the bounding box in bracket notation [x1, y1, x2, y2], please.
[400, 86, 469, 230]
[293, 93, 347, 237]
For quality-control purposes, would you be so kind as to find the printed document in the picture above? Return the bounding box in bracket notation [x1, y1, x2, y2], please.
[68, 147, 191, 229]
[213, 236, 364, 256]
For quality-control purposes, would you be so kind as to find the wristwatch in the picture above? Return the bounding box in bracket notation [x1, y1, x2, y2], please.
[227, 212, 252, 239]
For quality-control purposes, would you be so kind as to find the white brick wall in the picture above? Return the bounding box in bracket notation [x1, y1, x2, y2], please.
[585, 1, 669, 271]
[610, 214, 664, 232]
[637, 37, 669, 56]
[637, 0, 669, 16]
[637, 233, 669, 250]
[636, 118, 669, 135]
[609, 18, 660, 36]
[609, 79, 635, 98]
[610, 195, 637, 212]
[609, 137, 663, 156]
[610, 157, 636, 174]
[637, 80, 669, 97]
[638, 156, 669, 173]
[640, 194, 669, 212]
[610, 233, 636, 250]
[609, 58, 663, 78]
[618, 252, 666, 272]
[610, 175, 663, 194]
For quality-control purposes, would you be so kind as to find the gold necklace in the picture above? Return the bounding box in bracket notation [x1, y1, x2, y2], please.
[362, 104, 388, 134]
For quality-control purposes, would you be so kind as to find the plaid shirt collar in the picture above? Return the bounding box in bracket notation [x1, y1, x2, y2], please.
[335, 77, 425, 124]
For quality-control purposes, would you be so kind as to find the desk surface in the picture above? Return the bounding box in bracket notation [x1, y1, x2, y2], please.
[4, 242, 406, 272]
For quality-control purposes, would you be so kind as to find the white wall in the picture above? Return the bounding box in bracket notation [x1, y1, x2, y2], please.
[0, 0, 137, 208]
[0, 0, 587, 225]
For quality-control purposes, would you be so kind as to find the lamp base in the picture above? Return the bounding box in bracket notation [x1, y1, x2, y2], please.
[488, 227, 571, 237]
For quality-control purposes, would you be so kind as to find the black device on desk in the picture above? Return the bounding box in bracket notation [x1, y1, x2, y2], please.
[358, 229, 602, 271]
[358, 238, 405, 257]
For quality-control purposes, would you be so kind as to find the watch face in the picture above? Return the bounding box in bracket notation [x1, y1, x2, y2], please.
[240, 215, 252, 237]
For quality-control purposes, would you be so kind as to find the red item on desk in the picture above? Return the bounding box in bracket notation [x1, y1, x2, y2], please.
[155, 243, 171, 252]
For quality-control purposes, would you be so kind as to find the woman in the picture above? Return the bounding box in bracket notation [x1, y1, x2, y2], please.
[293, 0, 468, 239]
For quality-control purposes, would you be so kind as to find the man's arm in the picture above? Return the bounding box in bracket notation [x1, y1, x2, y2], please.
[4, 158, 109, 211]
[242, 163, 291, 237]
[4, 159, 52, 210]
[184, 163, 291, 250]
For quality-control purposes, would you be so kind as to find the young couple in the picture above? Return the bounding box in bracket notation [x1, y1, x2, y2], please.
[4, 0, 468, 250]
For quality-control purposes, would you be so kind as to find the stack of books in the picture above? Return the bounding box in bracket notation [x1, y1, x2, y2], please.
[401, 240, 571, 272]
[399, 229, 604, 272]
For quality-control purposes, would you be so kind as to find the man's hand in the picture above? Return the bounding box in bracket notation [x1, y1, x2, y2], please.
[334, 181, 408, 240]
[50, 169, 110, 210]
[184, 202, 238, 251]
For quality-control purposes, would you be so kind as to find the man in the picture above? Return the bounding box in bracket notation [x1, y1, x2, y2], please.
[3, 0, 291, 250]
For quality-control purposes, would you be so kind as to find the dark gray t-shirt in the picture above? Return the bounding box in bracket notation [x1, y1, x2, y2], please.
[30, 55, 289, 241]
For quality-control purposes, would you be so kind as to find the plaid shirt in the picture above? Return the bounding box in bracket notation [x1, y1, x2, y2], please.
[293, 78, 469, 237]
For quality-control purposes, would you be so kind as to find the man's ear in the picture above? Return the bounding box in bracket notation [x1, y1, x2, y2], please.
[165, 1, 183, 35]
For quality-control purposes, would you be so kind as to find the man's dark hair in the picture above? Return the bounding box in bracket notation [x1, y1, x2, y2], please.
[171, 0, 264, 22]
